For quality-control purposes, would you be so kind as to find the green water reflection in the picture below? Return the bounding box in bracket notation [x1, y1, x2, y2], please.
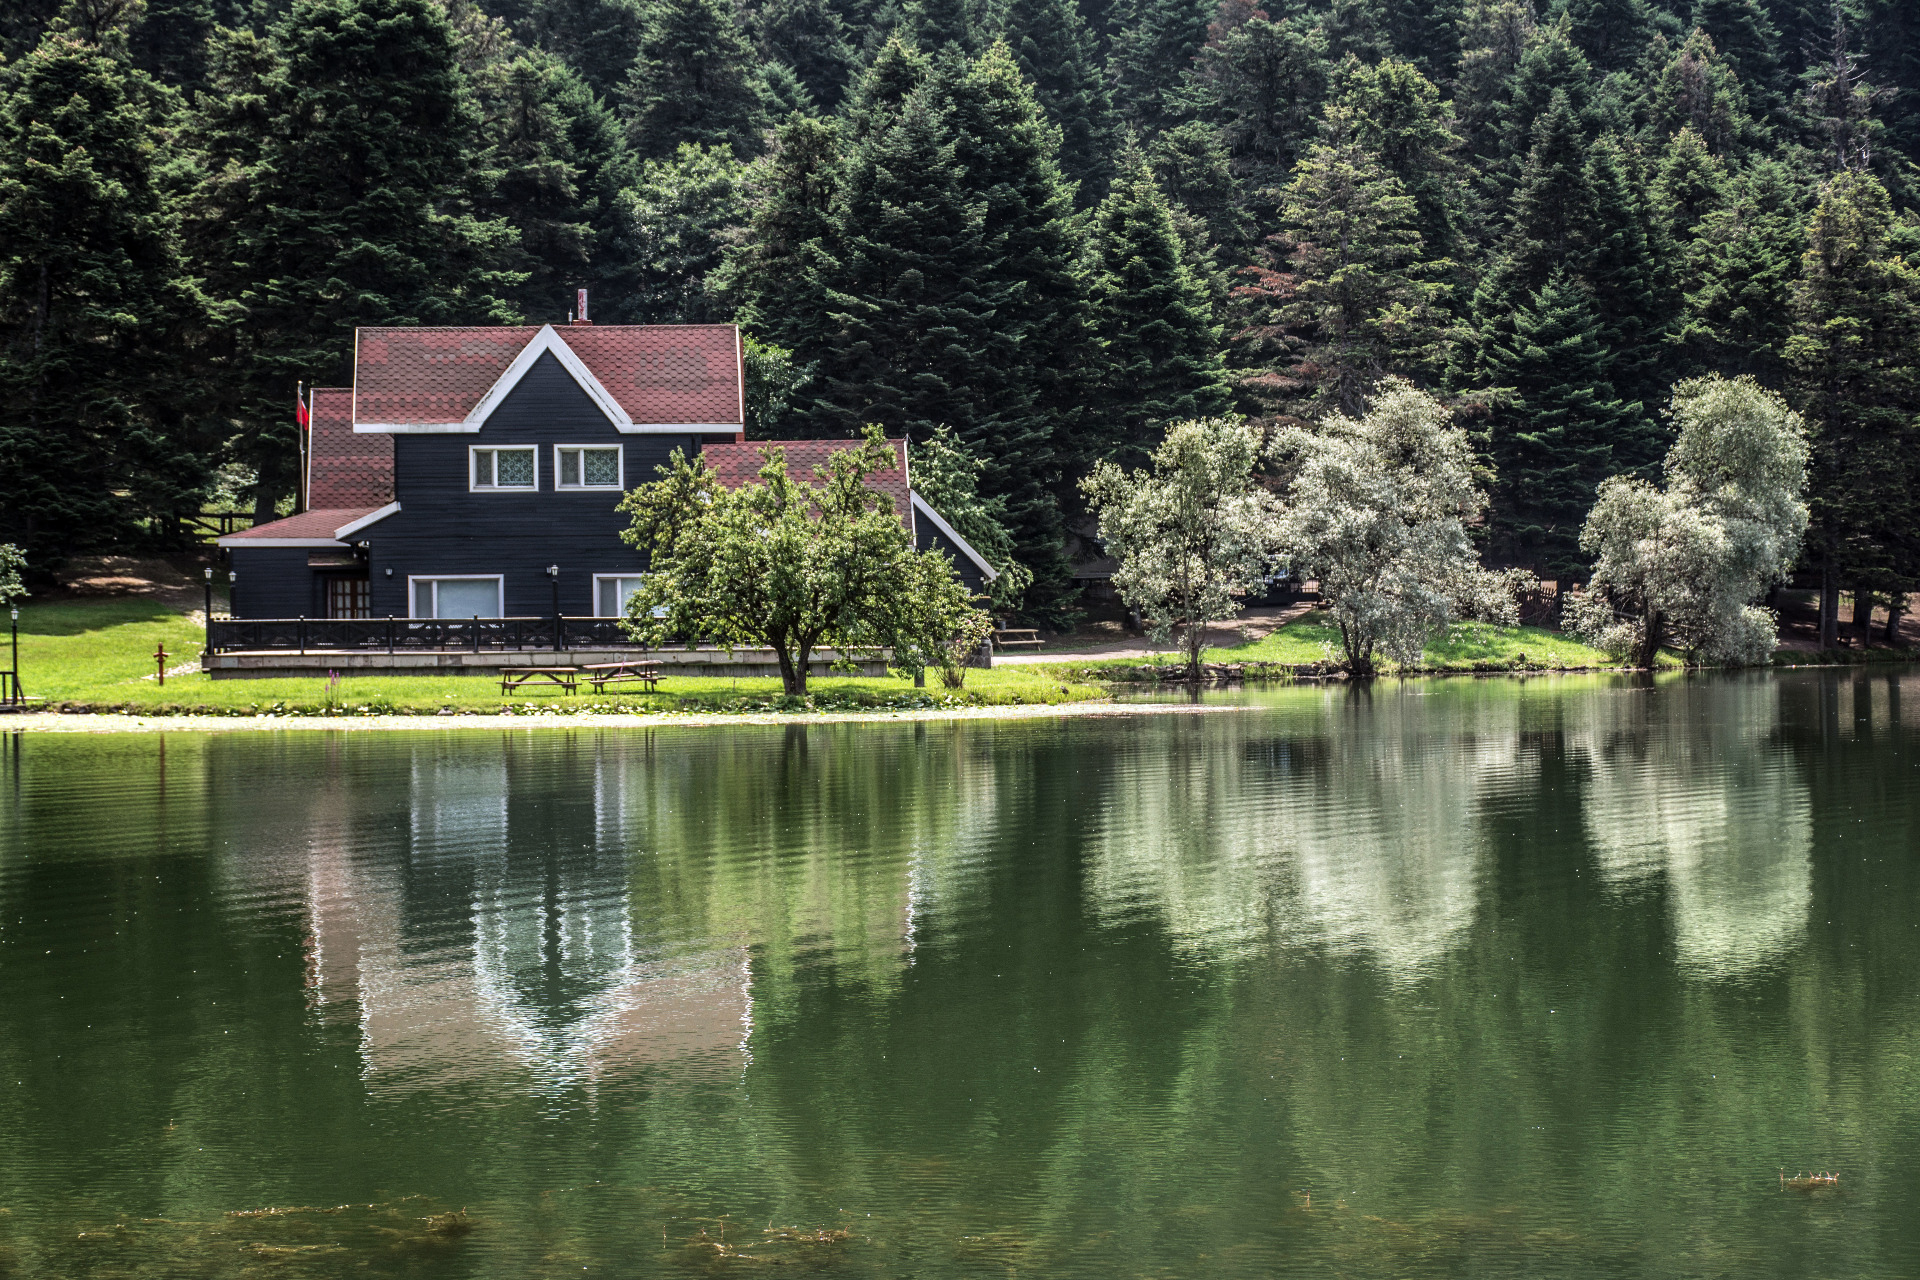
[1, 670, 1916, 1277]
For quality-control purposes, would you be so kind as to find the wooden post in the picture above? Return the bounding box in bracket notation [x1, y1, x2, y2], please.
[154, 644, 170, 687]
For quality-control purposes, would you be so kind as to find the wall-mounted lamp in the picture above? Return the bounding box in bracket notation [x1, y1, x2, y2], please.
[384, 567, 393, 577]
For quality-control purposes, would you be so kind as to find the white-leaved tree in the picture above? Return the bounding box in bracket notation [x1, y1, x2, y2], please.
[1573, 375, 1809, 668]
[1272, 379, 1521, 674]
[1081, 417, 1285, 680]
[0, 544, 24, 605]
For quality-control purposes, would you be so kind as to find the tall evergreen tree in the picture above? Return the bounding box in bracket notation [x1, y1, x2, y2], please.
[901, 0, 976, 55]
[1082, 145, 1229, 465]
[519, 0, 646, 100]
[620, 142, 745, 322]
[1106, 0, 1213, 134]
[750, 0, 859, 111]
[1332, 54, 1469, 261]
[725, 114, 842, 357]
[997, 0, 1114, 202]
[946, 43, 1087, 606]
[842, 35, 930, 141]
[1785, 170, 1920, 643]
[1676, 158, 1804, 382]
[1190, 9, 1329, 193]
[1250, 104, 1454, 416]
[0, 30, 218, 561]
[621, 0, 769, 160]
[1646, 27, 1760, 156]
[185, 0, 517, 516]
[1563, 0, 1655, 74]
[1498, 15, 1599, 169]
[1482, 268, 1637, 581]
[1690, 0, 1783, 110]
[1581, 132, 1678, 447]
[1453, 0, 1535, 172]
[1471, 90, 1593, 336]
[1651, 124, 1727, 246]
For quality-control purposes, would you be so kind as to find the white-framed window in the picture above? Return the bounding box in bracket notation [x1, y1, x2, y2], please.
[410, 575, 504, 618]
[556, 444, 623, 490]
[470, 446, 537, 491]
[593, 574, 648, 618]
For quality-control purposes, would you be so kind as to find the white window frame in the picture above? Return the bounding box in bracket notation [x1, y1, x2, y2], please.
[554, 443, 625, 491]
[408, 574, 505, 619]
[592, 573, 651, 618]
[469, 445, 538, 492]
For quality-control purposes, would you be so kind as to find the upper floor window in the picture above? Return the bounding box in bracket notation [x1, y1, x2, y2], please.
[557, 445, 622, 490]
[472, 446, 536, 491]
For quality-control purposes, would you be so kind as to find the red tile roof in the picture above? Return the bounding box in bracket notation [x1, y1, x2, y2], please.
[307, 386, 392, 509]
[700, 439, 912, 520]
[353, 324, 742, 426]
[223, 508, 382, 542]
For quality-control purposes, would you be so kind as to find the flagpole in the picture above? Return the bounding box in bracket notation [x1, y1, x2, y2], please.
[296, 381, 308, 514]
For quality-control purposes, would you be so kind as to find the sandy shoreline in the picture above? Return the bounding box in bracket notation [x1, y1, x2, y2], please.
[0, 699, 1247, 734]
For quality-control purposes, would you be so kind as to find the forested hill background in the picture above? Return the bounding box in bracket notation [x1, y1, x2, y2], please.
[2, 0, 1917, 622]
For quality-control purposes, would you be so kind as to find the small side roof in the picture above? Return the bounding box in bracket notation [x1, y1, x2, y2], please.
[217, 507, 385, 548]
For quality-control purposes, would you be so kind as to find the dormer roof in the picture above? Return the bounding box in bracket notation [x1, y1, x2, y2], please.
[351, 323, 744, 433]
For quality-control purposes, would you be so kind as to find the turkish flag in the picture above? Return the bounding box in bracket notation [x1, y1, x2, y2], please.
[296, 388, 309, 429]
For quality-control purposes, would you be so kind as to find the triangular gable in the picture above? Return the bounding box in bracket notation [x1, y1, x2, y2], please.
[354, 324, 632, 433]
[911, 492, 1000, 584]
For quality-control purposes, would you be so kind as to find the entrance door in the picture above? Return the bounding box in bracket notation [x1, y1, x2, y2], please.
[326, 576, 371, 618]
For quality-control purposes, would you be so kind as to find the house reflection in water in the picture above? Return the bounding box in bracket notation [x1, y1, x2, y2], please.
[301, 743, 751, 1093]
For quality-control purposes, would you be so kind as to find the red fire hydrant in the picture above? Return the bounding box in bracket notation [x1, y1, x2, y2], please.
[155, 644, 170, 687]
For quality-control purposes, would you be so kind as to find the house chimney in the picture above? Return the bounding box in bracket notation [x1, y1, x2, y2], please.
[572, 288, 591, 325]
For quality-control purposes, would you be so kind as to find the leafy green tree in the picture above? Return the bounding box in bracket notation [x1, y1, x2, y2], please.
[0, 32, 219, 561]
[0, 544, 23, 604]
[1785, 170, 1920, 647]
[619, 141, 745, 321]
[996, 0, 1114, 200]
[1081, 145, 1230, 466]
[1272, 379, 1522, 674]
[1482, 268, 1637, 582]
[910, 426, 1035, 612]
[1106, 0, 1214, 134]
[621, 0, 768, 160]
[1574, 375, 1809, 667]
[740, 332, 806, 436]
[1081, 416, 1283, 679]
[1248, 104, 1454, 416]
[618, 428, 975, 694]
[1676, 158, 1805, 382]
[185, 0, 517, 518]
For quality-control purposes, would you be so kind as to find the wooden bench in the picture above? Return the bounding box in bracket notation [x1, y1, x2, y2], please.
[500, 666, 578, 696]
[992, 627, 1043, 651]
[580, 661, 663, 694]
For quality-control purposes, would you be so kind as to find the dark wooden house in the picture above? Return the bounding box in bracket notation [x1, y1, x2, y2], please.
[221, 321, 997, 619]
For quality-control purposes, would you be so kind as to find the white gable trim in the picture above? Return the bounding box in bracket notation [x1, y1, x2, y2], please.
[353, 324, 633, 433]
[334, 501, 401, 539]
[217, 536, 344, 548]
[910, 491, 999, 584]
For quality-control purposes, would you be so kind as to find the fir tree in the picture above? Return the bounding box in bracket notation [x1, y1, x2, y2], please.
[1651, 125, 1728, 246]
[1498, 16, 1599, 170]
[997, 0, 1114, 201]
[1676, 158, 1804, 381]
[1082, 145, 1229, 465]
[185, 0, 517, 516]
[1332, 55, 1469, 261]
[1482, 268, 1637, 581]
[1690, 0, 1783, 110]
[519, 0, 646, 100]
[1453, 0, 1535, 171]
[621, 0, 769, 160]
[1473, 89, 1593, 328]
[725, 114, 842, 357]
[751, 0, 858, 111]
[1646, 27, 1760, 156]
[1563, 0, 1655, 74]
[809, 83, 1002, 445]
[1147, 120, 1250, 253]
[1255, 104, 1454, 416]
[842, 35, 930, 141]
[901, 0, 975, 55]
[1785, 170, 1920, 642]
[1581, 133, 1678, 454]
[620, 142, 745, 322]
[1190, 10, 1329, 193]
[1106, 0, 1214, 134]
[0, 31, 218, 560]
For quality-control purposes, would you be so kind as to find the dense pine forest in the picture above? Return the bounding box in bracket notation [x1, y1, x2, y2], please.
[1, 0, 1916, 628]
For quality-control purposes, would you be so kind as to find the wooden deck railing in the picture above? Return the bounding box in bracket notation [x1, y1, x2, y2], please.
[206, 616, 647, 655]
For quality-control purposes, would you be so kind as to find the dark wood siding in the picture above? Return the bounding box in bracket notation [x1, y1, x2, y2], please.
[230, 547, 322, 619]
[918, 521, 989, 595]
[355, 351, 732, 616]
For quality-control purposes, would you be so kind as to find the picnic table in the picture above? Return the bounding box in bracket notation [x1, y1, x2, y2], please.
[500, 666, 579, 695]
[992, 627, 1043, 651]
[580, 661, 663, 694]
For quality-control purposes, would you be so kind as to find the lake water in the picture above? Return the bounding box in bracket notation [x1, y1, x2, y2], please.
[2, 670, 1916, 1278]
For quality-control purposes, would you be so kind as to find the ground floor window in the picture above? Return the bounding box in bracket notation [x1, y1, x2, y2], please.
[594, 574, 647, 618]
[411, 576, 504, 619]
[326, 576, 371, 619]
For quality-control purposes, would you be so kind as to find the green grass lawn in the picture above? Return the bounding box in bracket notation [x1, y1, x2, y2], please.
[12, 596, 1102, 715]
[1037, 613, 1657, 677]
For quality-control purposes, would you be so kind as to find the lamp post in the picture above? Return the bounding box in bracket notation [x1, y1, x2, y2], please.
[547, 564, 561, 651]
[228, 569, 237, 620]
[7, 605, 18, 705]
[203, 567, 213, 646]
